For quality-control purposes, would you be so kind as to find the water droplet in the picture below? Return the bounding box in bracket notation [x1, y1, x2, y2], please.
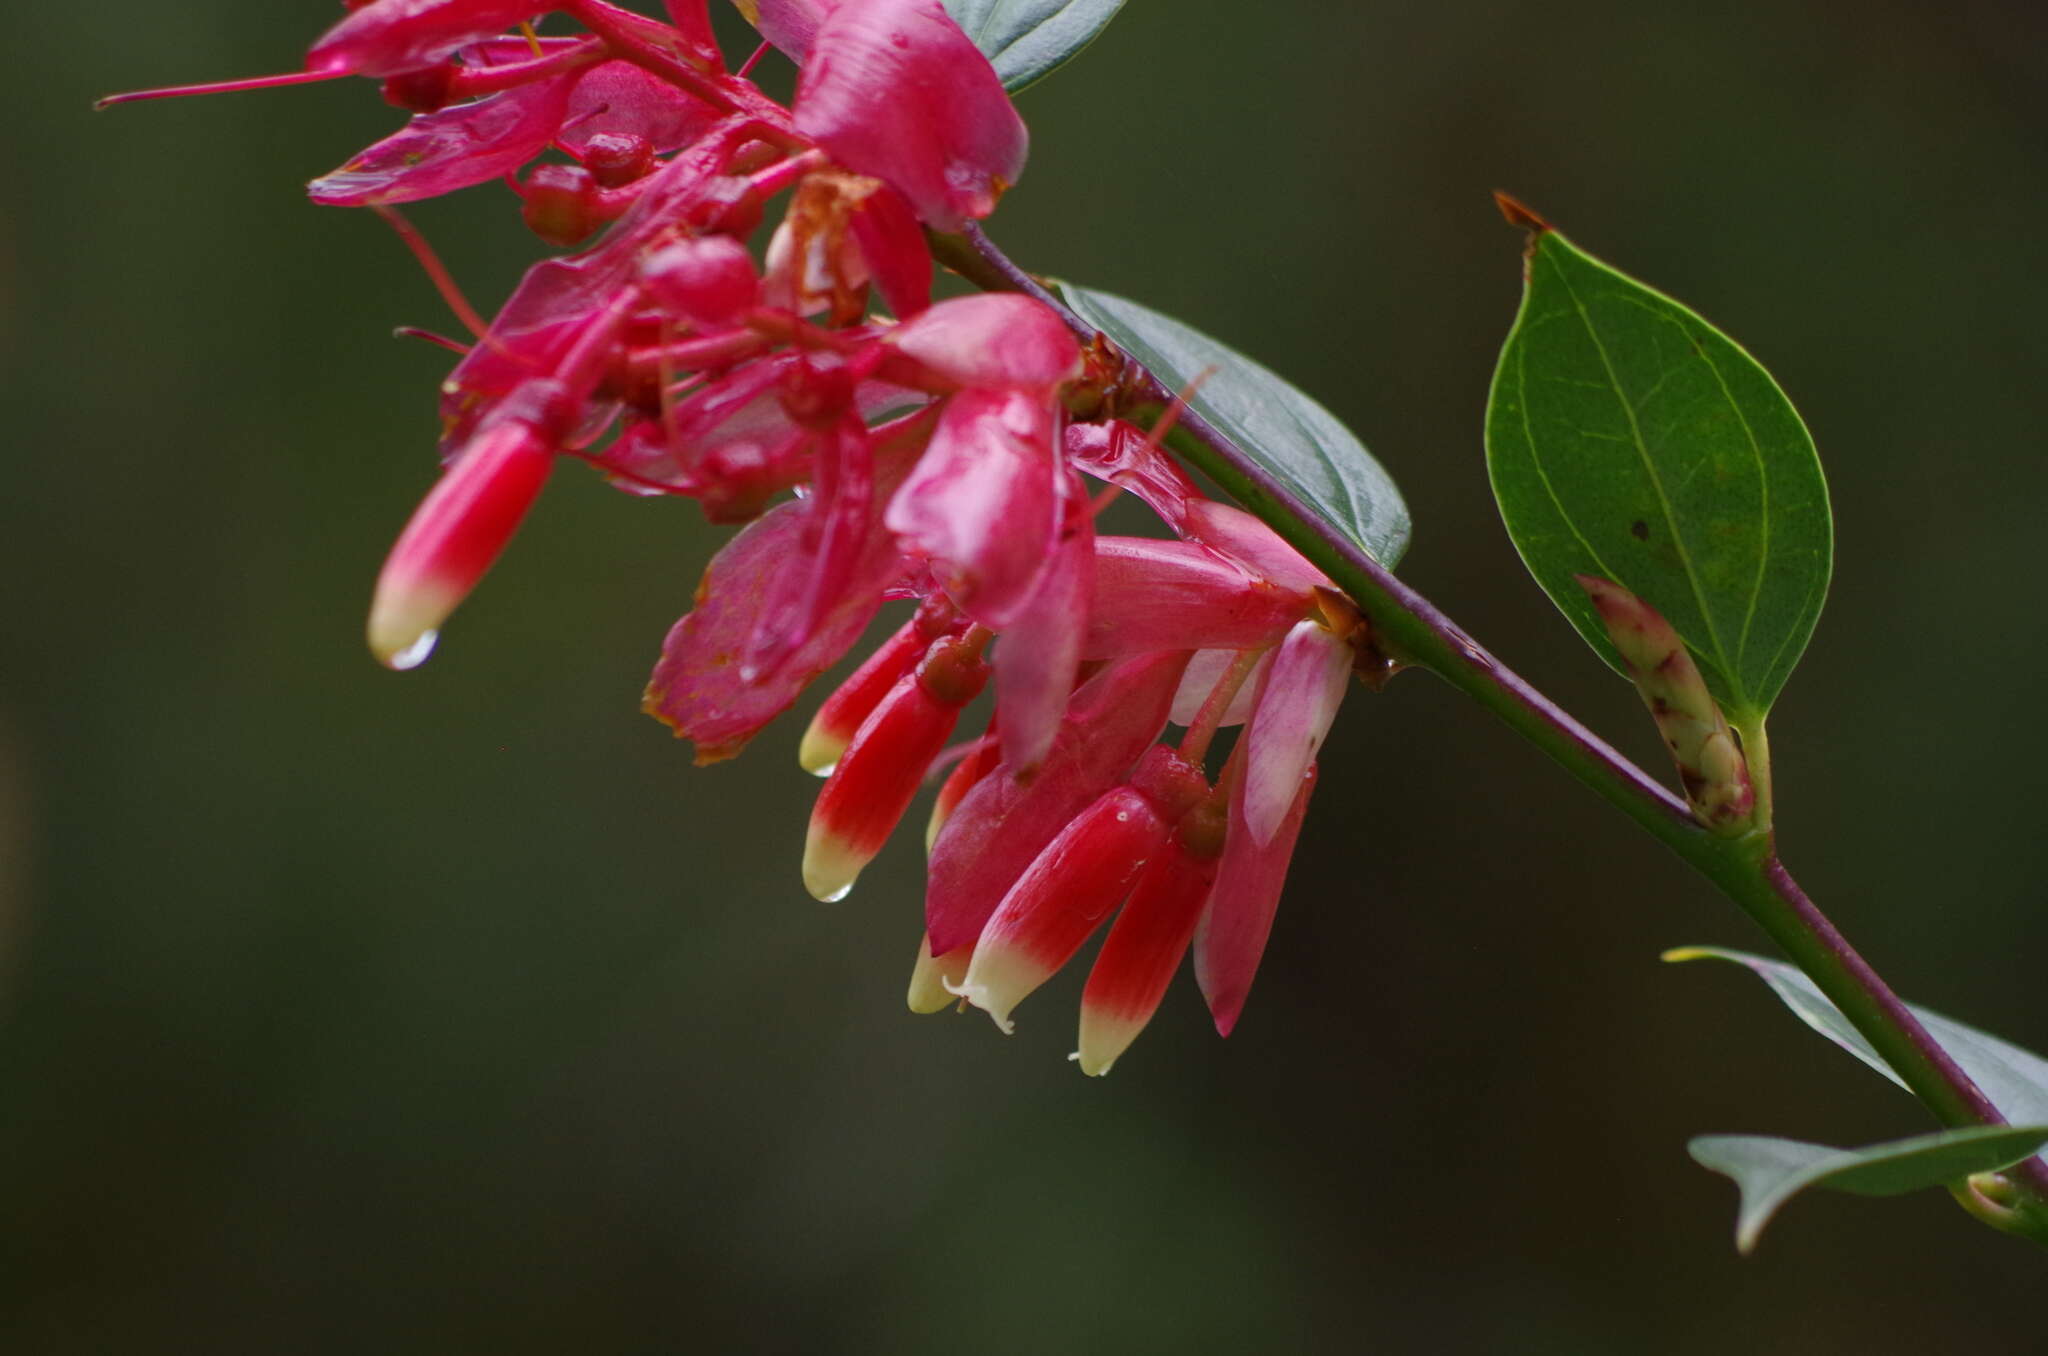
[387, 629, 439, 671]
[820, 882, 853, 903]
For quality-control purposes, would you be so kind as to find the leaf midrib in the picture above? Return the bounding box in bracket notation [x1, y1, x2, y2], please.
[1548, 248, 1740, 700]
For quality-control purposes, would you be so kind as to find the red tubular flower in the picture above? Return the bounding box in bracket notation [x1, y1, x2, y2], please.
[947, 785, 1169, 1032]
[1076, 796, 1227, 1075]
[802, 628, 990, 902]
[367, 416, 556, 669]
[924, 650, 1190, 954]
[797, 608, 949, 775]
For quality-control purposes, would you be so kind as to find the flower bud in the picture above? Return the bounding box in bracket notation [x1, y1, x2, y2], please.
[1076, 798, 1226, 1075]
[582, 131, 654, 188]
[948, 786, 1169, 1033]
[801, 633, 990, 901]
[520, 163, 599, 247]
[367, 419, 554, 670]
[1575, 575, 1756, 832]
[640, 236, 758, 331]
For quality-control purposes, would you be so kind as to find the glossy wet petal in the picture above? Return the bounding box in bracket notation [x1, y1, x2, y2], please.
[310, 77, 574, 206]
[792, 0, 1027, 230]
[1194, 763, 1318, 1038]
[885, 388, 1059, 627]
[1241, 620, 1351, 845]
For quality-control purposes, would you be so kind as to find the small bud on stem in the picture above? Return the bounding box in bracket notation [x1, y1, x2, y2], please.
[1576, 575, 1756, 833]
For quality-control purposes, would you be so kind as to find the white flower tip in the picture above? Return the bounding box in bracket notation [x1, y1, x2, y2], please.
[907, 936, 973, 1014]
[942, 976, 1015, 1034]
[801, 831, 865, 903]
[368, 573, 461, 672]
[1070, 1049, 1116, 1077]
[796, 726, 845, 777]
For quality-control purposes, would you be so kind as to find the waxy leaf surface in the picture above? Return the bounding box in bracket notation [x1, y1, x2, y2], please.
[943, 0, 1126, 92]
[1690, 1125, 2048, 1253]
[1668, 946, 2048, 1124]
[1486, 229, 1831, 717]
[1063, 286, 1411, 568]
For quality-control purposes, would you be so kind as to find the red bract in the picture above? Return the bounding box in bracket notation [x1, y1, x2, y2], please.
[122, 0, 1376, 1073]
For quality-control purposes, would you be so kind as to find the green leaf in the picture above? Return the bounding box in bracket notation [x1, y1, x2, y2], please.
[943, 0, 1127, 93]
[1060, 285, 1411, 568]
[1690, 1125, 2048, 1253]
[1666, 947, 2048, 1124]
[1485, 226, 1832, 718]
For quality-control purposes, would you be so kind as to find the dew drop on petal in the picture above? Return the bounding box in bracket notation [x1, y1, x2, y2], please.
[387, 629, 439, 671]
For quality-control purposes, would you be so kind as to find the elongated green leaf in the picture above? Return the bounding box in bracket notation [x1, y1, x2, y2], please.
[1486, 226, 1831, 718]
[1666, 947, 2048, 1124]
[1690, 1125, 2048, 1253]
[1061, 285, 1411, 568]
[943, 0, 1126, 93]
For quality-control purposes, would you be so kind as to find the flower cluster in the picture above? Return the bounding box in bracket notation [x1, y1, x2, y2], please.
[115, 0, 1369, 1072]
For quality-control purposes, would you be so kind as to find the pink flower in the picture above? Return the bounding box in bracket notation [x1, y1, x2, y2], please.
[116, 0, 1369, 1073]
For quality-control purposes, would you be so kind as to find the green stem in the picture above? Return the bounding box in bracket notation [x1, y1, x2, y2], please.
[938, 223, 2048, 1238]
[1735, 713, 1775, 834]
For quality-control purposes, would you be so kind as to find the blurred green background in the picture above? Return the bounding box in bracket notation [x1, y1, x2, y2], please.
[6, 2, 2047, 1350]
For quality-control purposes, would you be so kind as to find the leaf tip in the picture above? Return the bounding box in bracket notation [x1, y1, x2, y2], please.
[1660, 946, 1713, 964]
[1492, 190, 1551, 236]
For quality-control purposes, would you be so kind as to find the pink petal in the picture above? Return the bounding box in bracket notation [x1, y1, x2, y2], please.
[308, 0, 554, 78]
[793, 0, 1028, 230]
[643, 497, 882, 763]
[885, 388, 1059, 626]
[1181, 500, 1332, 597]
[1169, 649, 1272, 728]
[1241, 620, 1352, 845]
[1193, 763, 1318, 1038]
[1065, 419, 1199, 531]
[309, 76, 574, 206]
[642, 409, 934, 762]
[1086, 538, 1307, 657]
[560, 60, 722, 155]
[992, 471, 1093, 774]
[740, 417, 875, 681]
[924, 649, 1189, 953]
[887, 295, 1080, 391]
[741, 0, 832, 58]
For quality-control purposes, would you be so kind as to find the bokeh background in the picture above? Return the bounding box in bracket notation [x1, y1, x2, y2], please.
[6, 2, 2047, 1350]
